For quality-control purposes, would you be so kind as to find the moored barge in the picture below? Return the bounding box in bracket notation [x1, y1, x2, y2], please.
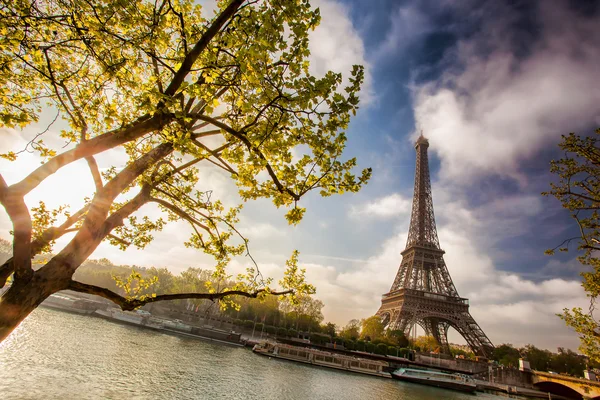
[391, 367, 477, 393]
[252, 341, 390, 378]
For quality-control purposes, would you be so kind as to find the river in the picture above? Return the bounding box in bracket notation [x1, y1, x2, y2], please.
[0, 308, 507, 399]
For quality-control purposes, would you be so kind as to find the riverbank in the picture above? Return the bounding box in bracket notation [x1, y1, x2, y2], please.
[2, 308, 505, 400]
[29, 298, 571, 399]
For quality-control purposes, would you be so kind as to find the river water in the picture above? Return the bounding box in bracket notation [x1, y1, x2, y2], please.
[0, 308, 507, 399]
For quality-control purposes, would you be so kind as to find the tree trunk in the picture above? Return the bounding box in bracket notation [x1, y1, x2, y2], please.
[0, 268, 66, 342]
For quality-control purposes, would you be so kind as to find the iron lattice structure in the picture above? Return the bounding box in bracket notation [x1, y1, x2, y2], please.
[376, 135, 494, 358]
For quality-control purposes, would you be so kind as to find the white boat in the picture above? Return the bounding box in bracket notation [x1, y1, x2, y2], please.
[253, 341, 390, 378]
[391, 368, 477, 393]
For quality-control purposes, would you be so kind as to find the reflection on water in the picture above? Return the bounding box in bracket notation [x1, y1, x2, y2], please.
[0, 309, 505, 399]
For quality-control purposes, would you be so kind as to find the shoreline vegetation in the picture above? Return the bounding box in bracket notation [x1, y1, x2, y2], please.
[0, 237, 592, 378]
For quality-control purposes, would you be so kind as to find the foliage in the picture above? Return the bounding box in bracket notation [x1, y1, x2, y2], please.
[549, 347, 587, 376]
[492, 343, 589, 376]
[492, 344, 522, 368]
[360, 315, 384, 341]
[323, 322, 337, 338]
[0, 0, 371, 331]
[386, 329, 409, 347]
[277, 327, 288, 337]
[544, 129, 600, 362]
[226, 289, 325, 332]
[113, 269, 159, 302]
[521, 344, 552, 371]
[375, 343, 388, 355]
[356, 339, 365, 352]
[339, 319, 360, 341]
[450, 345, 475, 360]
[413, 335, 439, 353]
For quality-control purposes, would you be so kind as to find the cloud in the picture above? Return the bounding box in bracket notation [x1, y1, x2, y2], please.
[412, 1, 600, 184]
[350, 193, 412, 218]
[372, 4, 431, 61]
[238, 223, 281, 239]
[309, 0, 374, 104]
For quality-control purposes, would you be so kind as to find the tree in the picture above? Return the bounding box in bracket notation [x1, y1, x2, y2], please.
[522, 344, 551, 371]
[0, 0, 370, 341]
[492, 344, 521, 368]
[360, 315, 384, 341]
[450, 345, 475, 360]
[339, 319, 360, 341]
[549, 348, 586, 376]
[323, 322, 337, 338]
[386, 329, 409, 347]
[544, 129, 600, 362]
[413, 335, 439, 353]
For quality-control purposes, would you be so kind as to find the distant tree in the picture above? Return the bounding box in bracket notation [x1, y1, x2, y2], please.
[360, 316, 384, 341]
[279, 294, 324, 331]
[339, 319, 360, 341]
[0, 0, 370, 342]
[356, 339, 366, 352]
[386, 329, 409, 347]
[522, 344, 552, 371]
[375, 343, 388, 355]
[450, 345, 475, 360]
[323, 322, 337, 338]
[277, 327, 288, 337]
[544, 129, 600, 362]
[413, 335, 439, 353]
[549, 348, 586, 377]
[492, 344, 522, 368]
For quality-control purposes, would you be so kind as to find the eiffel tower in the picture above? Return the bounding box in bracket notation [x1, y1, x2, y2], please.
[376, 134, 494, 358]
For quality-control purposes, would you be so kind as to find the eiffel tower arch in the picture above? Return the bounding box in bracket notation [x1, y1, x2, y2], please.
[376, 135, 494, 358]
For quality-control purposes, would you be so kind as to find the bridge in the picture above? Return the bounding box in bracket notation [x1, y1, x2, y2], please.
[532, 371, 600, 399]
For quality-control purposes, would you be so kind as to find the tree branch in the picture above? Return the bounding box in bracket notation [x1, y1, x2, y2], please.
[106, 233, 132, 247]
[191, 114, 299, 200]
[191, 140, 237, 175]
[0, 203, 89, 288]
[0, 175, 33, 282]
[162, 0, 244, 97]
[9, 113, 172, 196]
[150, 197, 211, 233]
[85, 156, 103, 191]
[67, 280, 292, 311]
[101, 185, 153, 236]
[42, 143, 174, 274]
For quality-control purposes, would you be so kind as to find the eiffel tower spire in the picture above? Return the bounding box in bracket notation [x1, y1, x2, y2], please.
[406, 134, 440, 249]
[376, 134, 494, 358]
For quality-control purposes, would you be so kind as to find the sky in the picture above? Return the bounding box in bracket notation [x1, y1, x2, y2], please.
[1, 0, 600, 351]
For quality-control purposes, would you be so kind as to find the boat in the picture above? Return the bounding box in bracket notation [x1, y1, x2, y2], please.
[40, 293, 102, 315]
[253, 341, 390, 378]
[94, 310, 243, 346]
[94, 308, 164, 330]
[391, 367, 477, 393]
[156, 318, 244, 346]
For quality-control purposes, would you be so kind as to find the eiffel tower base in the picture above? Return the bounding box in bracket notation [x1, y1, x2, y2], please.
[377, 288, 494, 359]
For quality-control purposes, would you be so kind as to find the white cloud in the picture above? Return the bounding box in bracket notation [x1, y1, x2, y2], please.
[413, 1, 600, 184]
[238, 223, 281, 239]
[350, 193, 412, 218]
[309, 0, 374, 104]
